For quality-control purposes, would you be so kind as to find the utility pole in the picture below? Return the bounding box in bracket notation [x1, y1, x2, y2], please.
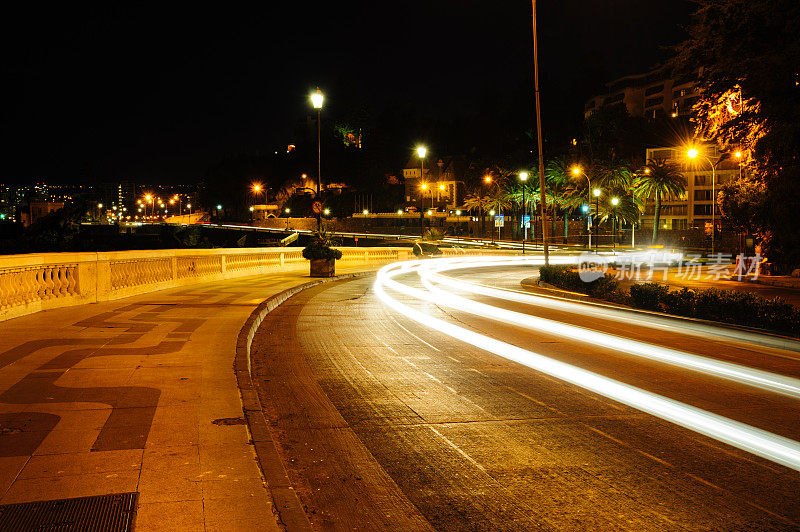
[532, 0, 549, 265]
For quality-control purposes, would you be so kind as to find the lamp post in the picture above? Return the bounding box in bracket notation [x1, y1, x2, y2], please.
[572, 166, 592, 250]
[687, 146, 720, 255]
[455, 209, 462, 244]
[520, 171, 529, 255]
[610, 197, 620, 252]
[593, 188, 601, 253]
[489, 210, 496, 244]
[417, 146, 427, 237]
[311, 88, 324, 230]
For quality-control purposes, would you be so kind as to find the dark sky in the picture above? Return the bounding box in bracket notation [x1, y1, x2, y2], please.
[2, 1, 693, 184]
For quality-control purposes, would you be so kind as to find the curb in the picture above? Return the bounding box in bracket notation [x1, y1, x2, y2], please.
[234, 272, 372, 532]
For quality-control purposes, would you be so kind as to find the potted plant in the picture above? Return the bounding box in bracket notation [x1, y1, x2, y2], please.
[302, 227, 342, 277]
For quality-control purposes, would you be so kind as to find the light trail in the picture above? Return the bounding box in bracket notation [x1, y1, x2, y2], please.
[415, 266, 800, 399]
[425, 257, 800, 354]
[374, 258, 800, 472]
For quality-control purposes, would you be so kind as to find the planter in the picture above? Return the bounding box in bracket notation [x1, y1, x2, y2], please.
[309, 258, 336, 278]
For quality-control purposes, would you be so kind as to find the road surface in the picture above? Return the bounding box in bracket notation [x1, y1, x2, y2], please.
[251, 259, 800, 530]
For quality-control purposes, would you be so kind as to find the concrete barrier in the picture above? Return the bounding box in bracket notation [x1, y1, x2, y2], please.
[0, 247, 413, 322]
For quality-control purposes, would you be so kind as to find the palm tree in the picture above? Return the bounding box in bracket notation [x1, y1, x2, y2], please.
[463, 187, 493, 236]
[636, 158, 686, 241]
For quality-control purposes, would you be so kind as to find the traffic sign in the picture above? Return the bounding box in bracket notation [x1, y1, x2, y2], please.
[312, 201, 323, 215]
[522, 215, 530, 228]
[494, 214, 505, 227]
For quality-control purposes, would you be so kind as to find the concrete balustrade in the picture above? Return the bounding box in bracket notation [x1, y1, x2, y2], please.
[0, 247, 413, 323]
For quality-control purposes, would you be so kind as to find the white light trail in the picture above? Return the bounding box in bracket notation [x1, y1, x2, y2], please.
[374, 258, 800, 472]
[426, 257, 800, 354]
[413, 264, 800, 398]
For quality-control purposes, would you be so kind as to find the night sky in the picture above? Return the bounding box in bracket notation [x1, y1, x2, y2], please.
[2, 1, 693, 184]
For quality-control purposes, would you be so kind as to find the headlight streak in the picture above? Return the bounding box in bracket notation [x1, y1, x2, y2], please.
[374, 259, 800, 473]
[426, 258, 800, 354]
[415, 266, 800, 399]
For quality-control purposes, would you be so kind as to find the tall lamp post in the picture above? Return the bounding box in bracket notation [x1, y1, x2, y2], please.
[572, 166, 592, 250]
[417, 146, 427, 237]
[687, 146, 719, 255]
[593, 188, 601, 253]
[610, 197, 620, 252]
[519, 171, 529, 255]
[311, 88, 324, 230]
[531, 0, 549, 265]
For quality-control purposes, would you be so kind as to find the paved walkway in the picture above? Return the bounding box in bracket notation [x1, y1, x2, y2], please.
[0, 265, 377, 530]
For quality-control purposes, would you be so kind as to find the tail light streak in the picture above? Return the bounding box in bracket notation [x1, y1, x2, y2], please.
[374, 258, 800, 472]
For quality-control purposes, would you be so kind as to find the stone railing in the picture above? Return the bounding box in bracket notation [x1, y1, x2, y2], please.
[0, 247, 413, 323]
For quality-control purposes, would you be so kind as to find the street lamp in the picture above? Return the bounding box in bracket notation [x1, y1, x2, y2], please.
[417, 146, 427, 237]
[572, 166, 593, 249]
[687, 146, 719, 254]
[610, 197, 620, 251]
[593, 188, 601, 252]
[520, 171, 529, 254]
[311, 87, 324, 230]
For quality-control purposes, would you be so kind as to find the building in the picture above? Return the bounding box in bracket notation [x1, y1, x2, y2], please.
[21, 201, 65, 227]
[403, 156, 465, 210]
[584, 66, 701, 119]
[640, 145, 741, 231]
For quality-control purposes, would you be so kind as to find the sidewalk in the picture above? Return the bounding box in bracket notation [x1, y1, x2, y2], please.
[0, 264, 377, 530]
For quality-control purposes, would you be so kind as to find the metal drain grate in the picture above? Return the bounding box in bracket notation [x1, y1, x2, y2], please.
[0, 492, 138, 531]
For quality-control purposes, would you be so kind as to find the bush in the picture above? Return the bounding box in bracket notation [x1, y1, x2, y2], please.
[538, 265, 800, 337]
[538, 265, 619, 298]
[661, 287, 696, 317]
[301, 241, 342, 261]
[629, 283, 669, 311]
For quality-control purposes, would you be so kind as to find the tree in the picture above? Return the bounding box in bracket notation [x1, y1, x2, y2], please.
[674, 0, 800, 269]
[636, 159, 686, 242]
[463, 188, 493, 237]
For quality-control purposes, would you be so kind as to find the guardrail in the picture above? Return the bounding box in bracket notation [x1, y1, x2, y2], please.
[0, 247, 413, 323]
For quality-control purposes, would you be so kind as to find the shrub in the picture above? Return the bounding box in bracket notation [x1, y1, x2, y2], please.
[661, 287, 696, 317]
[538, 265, 619, 298]
[629, 283, 669, 311]
[302, 227, 342, 261]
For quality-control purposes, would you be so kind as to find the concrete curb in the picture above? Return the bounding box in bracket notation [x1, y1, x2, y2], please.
[234, 272, 372, 531]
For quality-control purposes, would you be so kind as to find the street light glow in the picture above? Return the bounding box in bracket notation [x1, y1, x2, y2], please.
[484, 175, 492, 184]
[427, 210, 433, 215]
[252, 184, 262, 193]
[455, 210, 461, 215]
[397, 209, 404, 215]
[421, 183, 428, 190]
[687, 147, 699, 159]
[593, 188, 602, 197]
[416, 145, 427, 159]
[311, 88, 324, 109]
[323, 208, 330, 215]
[520, 171, 529, 181]
[439, 184, 445, 190]
[735, 151, 742, 158]
[611, 197, 620, 206]
[572, 166, 581, 176]
[363, 209, 369, 215]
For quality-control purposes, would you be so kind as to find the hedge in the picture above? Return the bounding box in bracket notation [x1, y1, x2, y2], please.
[538, 265, 800, 337]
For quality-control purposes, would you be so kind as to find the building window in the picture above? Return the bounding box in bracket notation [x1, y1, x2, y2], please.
[645, 84, 664, 96]
[694, 174, 710, 186]
[645, 96, 664, 108]
[694, 189, 712, 201]
[694, 204, 712, 215]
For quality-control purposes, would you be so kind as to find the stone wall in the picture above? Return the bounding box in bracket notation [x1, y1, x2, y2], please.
[0, 247, 413, 323]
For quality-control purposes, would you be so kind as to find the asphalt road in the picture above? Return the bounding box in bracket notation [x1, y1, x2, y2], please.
[251, 264, 800, 530]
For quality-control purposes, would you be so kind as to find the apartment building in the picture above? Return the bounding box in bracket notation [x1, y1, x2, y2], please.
[641, 145, 741, 231]
[585, 66, 701, 119]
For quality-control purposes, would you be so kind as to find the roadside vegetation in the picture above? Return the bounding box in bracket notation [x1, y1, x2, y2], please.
[538, 265, 800, 337]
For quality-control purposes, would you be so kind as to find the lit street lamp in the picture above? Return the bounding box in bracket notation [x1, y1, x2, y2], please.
[610, 196, 620, 252]
[417, 146, 427, 237]
[520, 171, 529, 255]
[687, 146, 720, 255]
[593, 188, 601, 253]
[311, 88, 324, 230]
[572, 166, 593, 250]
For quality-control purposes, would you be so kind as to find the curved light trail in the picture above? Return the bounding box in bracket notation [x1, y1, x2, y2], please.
[374, 257, 800, 473]
[425, 259, 800, 354]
